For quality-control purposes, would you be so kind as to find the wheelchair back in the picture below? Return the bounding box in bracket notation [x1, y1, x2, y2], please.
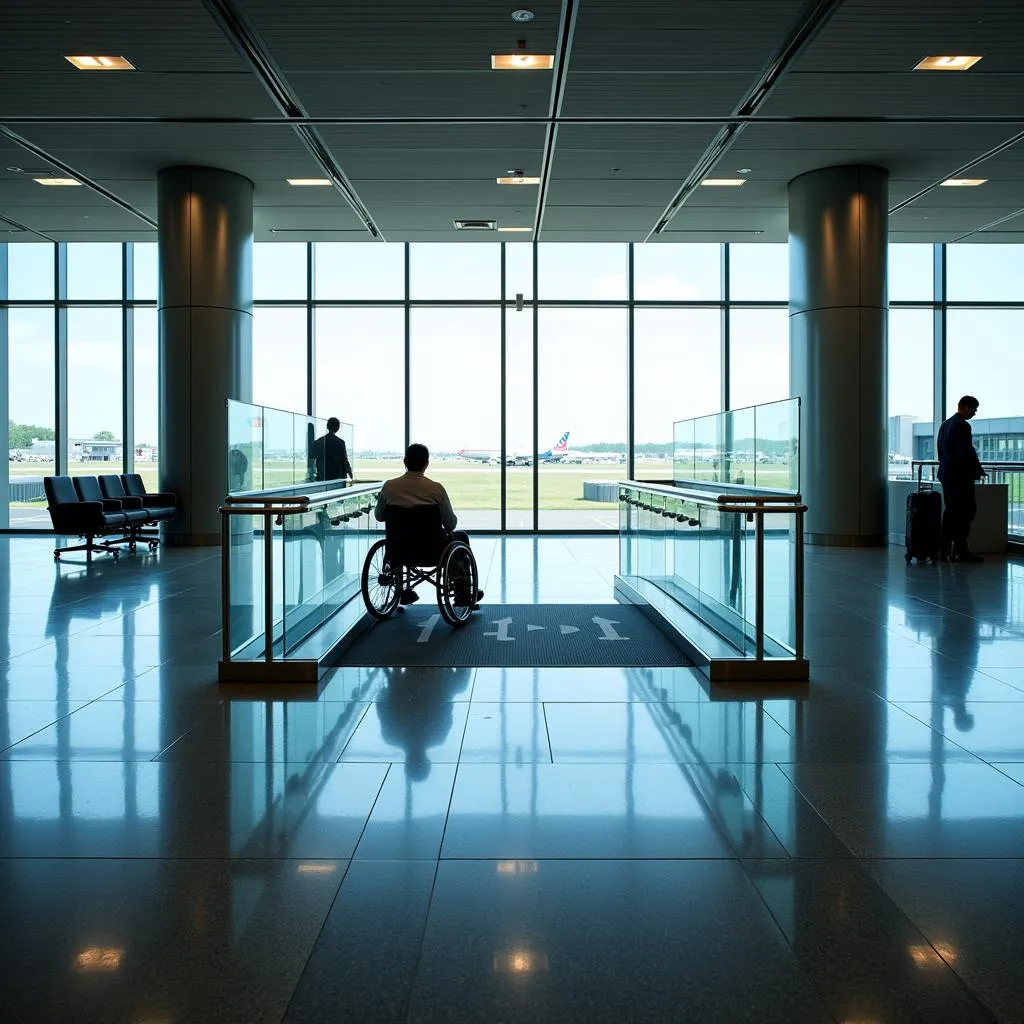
[383, 504, 449, 567]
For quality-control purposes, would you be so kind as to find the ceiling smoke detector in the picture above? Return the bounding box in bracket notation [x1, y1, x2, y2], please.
[454, 219, 497, 231]
[511, 9, 535, 21]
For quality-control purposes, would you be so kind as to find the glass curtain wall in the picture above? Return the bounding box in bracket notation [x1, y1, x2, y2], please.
[5, 240, 1024, 532]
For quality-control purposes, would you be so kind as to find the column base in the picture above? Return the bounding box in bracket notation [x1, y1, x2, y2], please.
[804, 533, 885, 547]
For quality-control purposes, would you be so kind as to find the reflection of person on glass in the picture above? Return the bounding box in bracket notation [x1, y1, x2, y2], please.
[311, 416, 353, 484]
[375, 667, 470, 780]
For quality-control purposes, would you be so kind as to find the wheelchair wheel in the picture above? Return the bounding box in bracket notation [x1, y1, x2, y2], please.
[361, 539, 401, 619]
[437, 541, 478, 627]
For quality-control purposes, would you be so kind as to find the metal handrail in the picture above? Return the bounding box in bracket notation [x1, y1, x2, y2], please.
[225, 483, 385, 507]
[913, 459, 1024, 484]
[619, 479, 806, 664]
[618, 480, 802, 509]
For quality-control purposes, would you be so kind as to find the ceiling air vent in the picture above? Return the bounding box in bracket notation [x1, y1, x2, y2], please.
[454, 219, 496, 231]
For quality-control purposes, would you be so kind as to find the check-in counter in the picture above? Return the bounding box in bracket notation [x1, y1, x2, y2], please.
[888, 480, 1008, 554]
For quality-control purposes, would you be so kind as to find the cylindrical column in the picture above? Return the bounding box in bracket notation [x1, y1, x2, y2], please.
[158, 167, 253, 545]
[789, 165, 888, 546]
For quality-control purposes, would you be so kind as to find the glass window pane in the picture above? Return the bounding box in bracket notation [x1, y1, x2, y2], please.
[67, 243, 122, 299]
[7, 243, 54, 300]
[538, 244, 627, 300]
[947, 244, 1024, 302]
[947, 309, 1024, 421]
[132, 307, 159, 491]
[889, 244, 933, 302]
[504, 241, 534, 301]
[729, 308, 789, 409]
[254, 242, 307, 299]
[67, 307, 123, 470]
[409, 244, 499, 300]
[634, 243, 720, 300]
[634, 309, 721, 482]
[538, 308, 627, 528]
[410, 308, 500, 529]
[729, 243, 787, 301]
[253, 307, 307, 412]
[7, 308, 55, 528]
[887, 309, 933, 475]
[505, 309, 534, 529]
[314, 242, 404, 300]
[132, 242, 158, 301]
[314, 308, 404, 476]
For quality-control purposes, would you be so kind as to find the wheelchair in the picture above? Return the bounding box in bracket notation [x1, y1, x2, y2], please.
[361, 505, 479, 628]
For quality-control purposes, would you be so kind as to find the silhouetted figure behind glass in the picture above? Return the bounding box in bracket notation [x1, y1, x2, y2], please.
[937, 395, 987, 563]
[375, 667, 472, 780]
[311, 416, 353, 483]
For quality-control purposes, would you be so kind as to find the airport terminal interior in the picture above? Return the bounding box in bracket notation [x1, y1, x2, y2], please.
[3, 1, 1024, 1021]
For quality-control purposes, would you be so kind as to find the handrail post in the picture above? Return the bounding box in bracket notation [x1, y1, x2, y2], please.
[755, 511, 765, 661]
[264, 510, 274, 663]
[221, 510, 231, 663]
[794, 508, 804, 661]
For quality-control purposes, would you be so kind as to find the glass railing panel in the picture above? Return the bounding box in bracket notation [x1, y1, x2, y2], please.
[670, 499, 701, 612]
[692, 413, 720, 484]
[263, 406, 300, 489]
[673, 419, 696, 482]
[723, 406, 755, 488]
[754, 398, 800, 492]
[279, 505, 326, 654]
[227, 400, 262, 493]
[226, 512, 265, 657]
[697, 506, 749, 654]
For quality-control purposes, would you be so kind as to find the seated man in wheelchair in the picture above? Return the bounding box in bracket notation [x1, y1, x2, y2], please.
[374, 443, 484, 609]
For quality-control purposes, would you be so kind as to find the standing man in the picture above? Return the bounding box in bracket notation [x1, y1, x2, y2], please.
[936, 395, 986, 563]
[311, 417, 353, 484]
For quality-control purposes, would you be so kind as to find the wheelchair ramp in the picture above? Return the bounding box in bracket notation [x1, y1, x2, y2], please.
[340, 604, 690, 668]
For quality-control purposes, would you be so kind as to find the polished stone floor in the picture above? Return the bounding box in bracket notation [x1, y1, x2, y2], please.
[1, 535, 1023, 1022]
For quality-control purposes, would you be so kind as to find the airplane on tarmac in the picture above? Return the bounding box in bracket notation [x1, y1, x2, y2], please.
[457, 431, 570, 466]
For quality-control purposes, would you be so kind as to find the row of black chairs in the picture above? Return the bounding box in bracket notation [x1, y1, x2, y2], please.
[44, 473, 177, 561]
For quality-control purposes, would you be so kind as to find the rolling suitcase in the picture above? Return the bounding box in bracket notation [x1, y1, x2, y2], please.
[905, 484, 942, 563]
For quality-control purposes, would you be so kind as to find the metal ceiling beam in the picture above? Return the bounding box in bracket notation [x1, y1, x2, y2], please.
[0, 212, 55, 242]
[0, 125, 157, 229]
[533, 0, 579, 240]
[200, 0, 383, 239]
[952, 205, 1024, 242]
[4, 114, 1024, 127]
[645, 0, 845, 241]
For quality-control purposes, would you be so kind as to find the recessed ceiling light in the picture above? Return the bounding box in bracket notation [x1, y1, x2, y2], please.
[511, 9, 535, 22]
[498, 226, 533, 232]
[34, 177, 80, 186]
[914, 55, 983, 71]
[454, 219, 497, 231]
[497, 175, 540, 185]
[491, 53, 554, 70]
[701, 178, 746, 186]
[65, 55, 135, 70]
[286, 178, 333, 186]
[940, 178, 988, 187]
[736, 168, 752, 174]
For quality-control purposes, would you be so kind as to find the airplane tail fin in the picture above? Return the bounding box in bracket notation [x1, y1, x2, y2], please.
[552, 431, 569, 453]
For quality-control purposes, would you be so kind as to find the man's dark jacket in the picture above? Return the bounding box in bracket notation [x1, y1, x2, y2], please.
[936, 413, 983, 485]
[311, 432, 353, 481]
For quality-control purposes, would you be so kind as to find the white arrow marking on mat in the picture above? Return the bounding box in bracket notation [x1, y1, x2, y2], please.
[559, 625, 580, 635]
[416, 614, 441, 644]
[484, 617, 515, 642]
[592, 616, 630, 641]
[527, 624, 545, 632]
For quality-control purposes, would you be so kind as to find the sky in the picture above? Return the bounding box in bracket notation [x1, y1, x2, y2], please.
[4, 240, 1024, 455]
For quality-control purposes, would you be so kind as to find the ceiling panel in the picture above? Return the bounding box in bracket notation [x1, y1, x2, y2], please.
[788, 1, 1024, 74]
[242, 0, 563, 71]
[569, 0, 807, 72]
[561, 73, 750, 118]
[290, 72, 551, 119]
[0, 0, 248, 71]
